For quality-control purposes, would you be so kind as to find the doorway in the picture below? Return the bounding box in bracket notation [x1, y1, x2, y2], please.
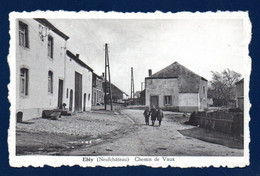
[74, 72, 82, 112]
[57, 79, 63, 109]
[69, 89, 73, 111]
[83, 93, 86, 111]
[150, 95, 159, 108]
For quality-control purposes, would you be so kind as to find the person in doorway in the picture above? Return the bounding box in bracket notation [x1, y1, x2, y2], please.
[150, 106, 157, 126]
[143, 106, 150, 125]
[157, 107, 164, 126]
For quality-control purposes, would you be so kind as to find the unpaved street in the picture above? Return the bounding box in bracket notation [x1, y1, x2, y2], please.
[63, 109, 243, 156]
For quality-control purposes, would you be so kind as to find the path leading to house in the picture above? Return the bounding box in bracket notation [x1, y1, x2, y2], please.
[63, 109, 243, 156]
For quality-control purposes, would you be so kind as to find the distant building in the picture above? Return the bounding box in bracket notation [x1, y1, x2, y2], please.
[16, 18, 93, 121]
[92, 73, 104, 105]
[145, 62, 207, 112]
[102, 82, 128, 103]
[235, 78, 244, 111]
[134, 91, 141, 98]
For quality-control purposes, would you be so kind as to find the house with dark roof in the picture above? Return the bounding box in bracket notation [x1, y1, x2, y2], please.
[16, 18, 70, 120]
[145, 62, 208, 112]
[16, 18, 94, 121]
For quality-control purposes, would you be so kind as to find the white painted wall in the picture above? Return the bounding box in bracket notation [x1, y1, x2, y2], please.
[16, 19, 67, 120]
[145, 78, 179, 108]
[179, 93, 198, 106]
[64, 55, 92, 112]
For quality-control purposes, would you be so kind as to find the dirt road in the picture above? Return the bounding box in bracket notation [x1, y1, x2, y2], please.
[63, 109, 243, 156]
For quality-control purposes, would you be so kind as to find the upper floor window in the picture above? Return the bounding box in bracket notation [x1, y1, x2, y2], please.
[48, 35, 53, 58]
[20, 68, 29, 96]
[48, 71, 53, 93]
[19, 21, 29, 48]
[203, 86, 205, 94]
[164, 96, 172, 105]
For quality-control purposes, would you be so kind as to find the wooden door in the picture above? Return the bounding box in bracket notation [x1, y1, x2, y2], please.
[75, 72, 82, 112]
[69, 89, 73, 111]
[83, 93, 86, 111]
[150, 95, 159, 108]
[57, 79, 63, 109]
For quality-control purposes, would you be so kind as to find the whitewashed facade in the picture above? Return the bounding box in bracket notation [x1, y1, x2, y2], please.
[16, 19, 93, 121]
[65, 51, 93, 112]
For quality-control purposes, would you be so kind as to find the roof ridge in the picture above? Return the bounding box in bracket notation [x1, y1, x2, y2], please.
[66, 50, 93, 72]
[150, 61, 207, 81]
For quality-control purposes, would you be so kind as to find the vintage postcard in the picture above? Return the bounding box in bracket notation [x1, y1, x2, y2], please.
[8, 11, 251, 167]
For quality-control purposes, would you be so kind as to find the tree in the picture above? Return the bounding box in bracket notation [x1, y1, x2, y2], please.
[209, 69, 242, 106]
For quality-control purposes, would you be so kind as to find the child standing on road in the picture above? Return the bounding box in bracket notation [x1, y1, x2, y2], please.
[150, 106, 157, 126]
[157, 107, 164, 126]
[143, 106, 150, 125]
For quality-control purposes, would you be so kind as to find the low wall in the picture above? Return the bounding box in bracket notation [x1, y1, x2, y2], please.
[199, 110, 243, 136]
[187, 110, 243, 136]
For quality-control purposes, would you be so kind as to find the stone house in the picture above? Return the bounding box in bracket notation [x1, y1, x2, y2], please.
[145, 62, 208, 112]
[92, 73, 104, 105]
[16, 18, 93, 121]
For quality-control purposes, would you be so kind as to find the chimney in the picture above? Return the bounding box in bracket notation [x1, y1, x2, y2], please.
[148, 69, 152, 76]
[76, 54, 79, 58]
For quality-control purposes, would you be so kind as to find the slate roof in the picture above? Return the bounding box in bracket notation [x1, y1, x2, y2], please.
[66, 50, 93, 72]
[146, 62, 207, 93]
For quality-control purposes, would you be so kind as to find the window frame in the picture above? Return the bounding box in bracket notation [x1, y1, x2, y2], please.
[164, 95, 172, 106]
[20, 68, 29, 96]
[48, 70, 53, 94]
[18, 21, 29, 48]
[47, 35, 54, 58]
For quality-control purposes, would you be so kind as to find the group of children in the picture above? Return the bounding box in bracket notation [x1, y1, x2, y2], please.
[143, 106, 164, 126]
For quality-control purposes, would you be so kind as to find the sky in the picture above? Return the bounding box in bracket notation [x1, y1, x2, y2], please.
[48, 18, 248, 95]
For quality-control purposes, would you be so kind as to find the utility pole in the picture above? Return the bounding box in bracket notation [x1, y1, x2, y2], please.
[104, 43, 113, 111]
[131, 67, 135, 104]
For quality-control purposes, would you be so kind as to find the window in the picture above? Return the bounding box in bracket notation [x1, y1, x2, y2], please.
[48, 71, 53, 93]
[19, 21, 29, 48]
[164, 96, 172, 105]
[48, 35, 53, 58]
[203, 86, 205, 94]
[20, 68, 29, 96]
[66, 88, 69, 98]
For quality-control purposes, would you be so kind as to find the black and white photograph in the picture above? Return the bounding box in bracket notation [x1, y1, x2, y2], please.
[8, 11, 251, 167]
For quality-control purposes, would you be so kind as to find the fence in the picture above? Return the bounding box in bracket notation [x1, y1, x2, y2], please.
[189, 109, 243, 136]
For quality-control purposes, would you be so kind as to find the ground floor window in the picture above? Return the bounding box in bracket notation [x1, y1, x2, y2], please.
[48, 71, 53, 93]
[20, 68, 29, 96]
[164, 95, 172, 105]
